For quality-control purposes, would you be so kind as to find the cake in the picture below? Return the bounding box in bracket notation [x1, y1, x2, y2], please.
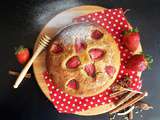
[46, 23, 120, 97]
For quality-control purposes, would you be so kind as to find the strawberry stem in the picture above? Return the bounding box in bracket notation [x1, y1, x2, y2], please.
[15, 45, 25, 55]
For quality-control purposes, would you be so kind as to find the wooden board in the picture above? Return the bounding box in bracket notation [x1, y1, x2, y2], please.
[33, 5, 142, 116]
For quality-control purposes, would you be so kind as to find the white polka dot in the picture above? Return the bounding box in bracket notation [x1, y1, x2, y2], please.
[99, 15, 102, 18]
[119, 11, 122, 14]
[125, 25, 128, 28]
[128, 56, 131, 59]
[117, 39, 121, 42]
[118, 27, 121, 30]
[117, 14, 121, 18]
[86, 20, 89, 22]
[65, 94, 68, 97]
[47, 84, 50, 87]
[79, 101, 82, 104]
[70, 109, 73, 111]
[122, 65, 125, 69]
[97, 20, 100, 23]
[101, 23, 105, 26]
[111, 16, 114, 19]
[132, 71, 135, 74]
[51, 86, 54, 89]
[137, 86, 139, 89]
[101, 11, 105, 14]
[108, 21, 111, 24]
[115, 97, 119, 100]
[111, 28, 114, 32]
[72, 104, 75, 107]
[130, 76, 133, 79]
[133, 83, 136, 86]
[63, 98, 66, 102]
[85, 99, 89, 102]
[55, 106, 58, 108]
[122, 17, 125, 21]
[114, 9, 118, 11]
[92, 18, 96, 21]
[104, 18, 107, 21]
[49, 79, 52, 82]
[49, 91, 52, 94]
[115, 31, 119, 34]
[113, 36, 116, 39]
[90, 101, 93, 104]
[67, 101, 70, 104]
[108, 9, 111, 12]
[54, 93, 57, 97]
[95, 13, 98, 16]
[66, 106, 69, 109]
[81, 17, 85, 21]
[45, 76, 48, 79]
[92, 97, 95, 100]
[118, 75, 122, 78]
[81, 97, 84, 99]
[84, 104, 87, 107]
[104, 97, 107, 100]
[113, 24, 116, 27]
[134, 78, 138, 82]
[56, 89, 59, 91]
[97, 99, 101, 102]
[121, 70, 124, 73]
[121, 58, 124, 61]
[59, 108, 62, 111]
[106, 14, 109, 16]
[120, 46, 123, 49]
[106, 92, 109, 95]
[64, 110, 67, 112]
[88, 106, 91, 109]
[61, 104, 64, 106]
[106, 26, 109, 29]
[115, 19, 118, 22]
[123, 53, 126, 56]
[88, 15, 91, 18]
[74, 99, 77, 102]
[113, 12, 116, 15]
[58, 96, 61, 99]
[108, 99, 111, 103]
[70, 96, 73, 99]
[56, 101, 59, 104]
[99, 94, 103, 97]
[51, 98, 55, 102]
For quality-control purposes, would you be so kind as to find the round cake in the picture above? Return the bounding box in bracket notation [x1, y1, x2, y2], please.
[46, 23, 120, 97]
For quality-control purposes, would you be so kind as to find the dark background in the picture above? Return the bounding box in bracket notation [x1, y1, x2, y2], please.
[1, 0, 160, 120]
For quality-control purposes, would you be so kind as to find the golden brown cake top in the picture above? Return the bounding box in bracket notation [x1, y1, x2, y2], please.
[46, 23, 120, 97]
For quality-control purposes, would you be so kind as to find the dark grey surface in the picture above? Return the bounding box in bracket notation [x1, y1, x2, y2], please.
[1, 0, 160, 120]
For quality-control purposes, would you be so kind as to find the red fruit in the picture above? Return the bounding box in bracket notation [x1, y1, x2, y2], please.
[75, 38, 87, 53]
[126, 54, 153, 72]
[67, 79, 78, 89]
[89, 48, 105, 61]
[66, 56, 81, 69]
[122, 28, 140, 52]
[50, 42, 63, 53]
[104, 65, 116, 77]
[91, 29, 104, 40]
[84, 63, 96, 78]
[15, 46, 30, 64]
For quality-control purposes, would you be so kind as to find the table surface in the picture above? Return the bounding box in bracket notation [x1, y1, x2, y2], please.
[1, 0, 160, 120]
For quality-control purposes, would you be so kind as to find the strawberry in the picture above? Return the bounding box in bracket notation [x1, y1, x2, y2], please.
[89, 48, 105, 61]
[50, 42, 63, 53]
[91, 29, 104, 40]
[75, 38, 87, 53]
[67, 79, 78, 89]
[122, 28, 140, 52]
[126, 54, 153, 72]
[66, 56, 81, 69]
[104, 65, 116, 77]
[84, 63, 96, 78]
[15, 46, 30, 64]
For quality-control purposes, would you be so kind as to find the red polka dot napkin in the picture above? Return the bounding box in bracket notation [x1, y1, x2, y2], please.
[43, 8, 142, 114]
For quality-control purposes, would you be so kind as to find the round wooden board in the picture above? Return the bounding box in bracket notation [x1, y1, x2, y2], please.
[33, 5, 142, 116]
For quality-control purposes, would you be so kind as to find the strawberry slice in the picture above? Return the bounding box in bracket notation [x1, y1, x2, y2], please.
[66, 56, 81, 69]
[75, 38, 87, 53]
[50, 42, 63, 53]
[91, 29, 103, 40]
[67, 79, 78, 89]
[89, 48, 105, 61]
[84, 63, 96, 78]
[104, 65, 116, 77]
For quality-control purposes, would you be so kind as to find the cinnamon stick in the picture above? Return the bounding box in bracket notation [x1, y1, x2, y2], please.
[128, 110, 133, 120]
[110, 89, 128, 97]
[8, 70, 31, 78]
[110, 91, 148, 114]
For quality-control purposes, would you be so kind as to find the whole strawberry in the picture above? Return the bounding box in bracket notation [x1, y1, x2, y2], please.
[126, 54, 153, 72]
[122, 28, 140, 52]
[15, 46, 30, 64]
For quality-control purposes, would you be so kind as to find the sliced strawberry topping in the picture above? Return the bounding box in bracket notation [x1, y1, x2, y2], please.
[75, 38, 87, 53]
[66, 56, 81, 69]
[84, 63, 96, 78]
[89, 48, 105, 61]
[91, 29, 103, 40]
[50, 42, 63, 53]
[104, 65, 116, 77]
[67, 79, 78, 89]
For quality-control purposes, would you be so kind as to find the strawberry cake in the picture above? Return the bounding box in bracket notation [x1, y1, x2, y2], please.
[46, 23, 120, 97]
